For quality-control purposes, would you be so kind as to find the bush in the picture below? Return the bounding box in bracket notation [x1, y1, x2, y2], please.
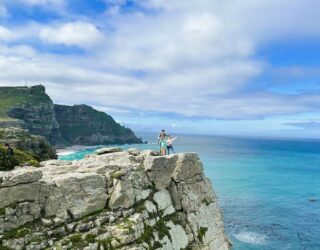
[0, 145, 39, 171]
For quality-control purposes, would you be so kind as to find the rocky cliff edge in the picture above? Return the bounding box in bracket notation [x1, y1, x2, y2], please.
[0, 149, 231, 250]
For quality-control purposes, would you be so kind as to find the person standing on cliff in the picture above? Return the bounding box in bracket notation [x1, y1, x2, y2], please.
[166, 135, 177, 155]
[158, 129, 167, 155]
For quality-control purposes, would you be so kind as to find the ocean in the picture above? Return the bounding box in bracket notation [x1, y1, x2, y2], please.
[59, 133, 320, 250]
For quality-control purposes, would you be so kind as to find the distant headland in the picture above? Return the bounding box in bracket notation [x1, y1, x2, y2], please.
[0, 85, 142, 161]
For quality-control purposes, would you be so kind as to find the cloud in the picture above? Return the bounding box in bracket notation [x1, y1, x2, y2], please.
[0, 0, 320, 124]
[284, 121, 320, 129]
[0, 26, 15, 41]
[40, 22, 105, 48]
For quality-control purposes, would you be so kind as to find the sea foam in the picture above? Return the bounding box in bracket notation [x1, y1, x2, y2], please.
[234, 232, 267, 245]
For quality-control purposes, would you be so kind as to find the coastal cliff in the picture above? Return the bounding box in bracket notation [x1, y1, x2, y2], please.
[0, 85, 142, 147]
[0, 127, 57, 161]
[0, 149, 230, 250]
[54, 104, 142, 145]
[0, 85, 65, 146]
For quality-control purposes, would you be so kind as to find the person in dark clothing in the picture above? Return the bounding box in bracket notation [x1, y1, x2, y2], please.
[166, 135, 177, 155]
[4, 143, 14, 157]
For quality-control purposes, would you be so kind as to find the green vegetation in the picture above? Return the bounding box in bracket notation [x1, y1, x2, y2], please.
[0, 245, 14, 250]
[117, 218, 135, 233]
[3, 220, 41, 240]
[0, 202, 20, 216]
[202, 198, 211, 206]
[197, 227, 208, 243]
[28, 234, 43, 244]
[137, 223, 153, 247]
[0, 207, 5, 216]
[0, 145, 39, 171]
[134, 203, 146, 213]
[97, 236, 120, 250]
[85, 233, 96, 243]
[0, 128, 57, 161]
[136, 216, 173, 249]
[68, 233, 88, 249]
[0, 86, 50, 119]
[154, 218, 171, 241]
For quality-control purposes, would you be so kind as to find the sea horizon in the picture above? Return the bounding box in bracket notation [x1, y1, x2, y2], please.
[59, 133, 320, 249]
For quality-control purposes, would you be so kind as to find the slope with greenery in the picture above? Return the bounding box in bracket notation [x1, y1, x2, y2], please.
[0, 145, 39, 171]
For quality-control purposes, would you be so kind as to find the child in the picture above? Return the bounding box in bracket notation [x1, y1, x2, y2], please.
[166, 136, 177, 155]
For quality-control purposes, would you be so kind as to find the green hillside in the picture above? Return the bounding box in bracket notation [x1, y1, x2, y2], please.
[0, 85, 51, 120]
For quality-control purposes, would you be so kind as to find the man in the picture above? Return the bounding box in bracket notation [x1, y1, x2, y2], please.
[4, 143, 14, 157]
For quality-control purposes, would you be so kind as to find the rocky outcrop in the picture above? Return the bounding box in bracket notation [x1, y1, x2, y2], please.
[0, 150, 230, 250]
[0, 85, 142, 147]
[54, 104, 142, 145]
[0, 85, 65, 146]
[0, 127, 57, 160]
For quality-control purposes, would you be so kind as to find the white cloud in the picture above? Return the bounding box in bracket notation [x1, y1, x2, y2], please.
[0, 26, 15, 41]
[0, 0, 320, 122]
[40, 22, 105, 48]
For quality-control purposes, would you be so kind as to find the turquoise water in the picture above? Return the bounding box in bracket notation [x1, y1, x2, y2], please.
[59, 133, 320, 250]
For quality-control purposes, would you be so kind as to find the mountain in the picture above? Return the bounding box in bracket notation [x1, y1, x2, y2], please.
[54, 104, 142, 145]
[0, 85, 142, 147]
[0, 85, 65, 146]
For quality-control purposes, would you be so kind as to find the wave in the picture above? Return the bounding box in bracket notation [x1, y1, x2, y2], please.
[234, 232, 268, 245]
[57, 150, 78, 156]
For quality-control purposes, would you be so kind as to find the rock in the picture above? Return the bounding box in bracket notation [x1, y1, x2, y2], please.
[144, 154, 179, 189]
[54, 104, 142, 145]
[0, 167, 42, 187]
[109, 177, 135, 209]
[95, 147, 123, 155]
[160, 221, 189, 250]
[153, 190, 175, 215]
[127, 148, 140, 156]
[52, 173, 108, 219]
[0, 127, 57, 160]
[40, 159, 72, 167]
[0, 152, 230, 250]
[142, 150, 160, 156]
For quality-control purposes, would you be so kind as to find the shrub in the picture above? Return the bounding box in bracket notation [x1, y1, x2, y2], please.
[0, 145, 39, 171]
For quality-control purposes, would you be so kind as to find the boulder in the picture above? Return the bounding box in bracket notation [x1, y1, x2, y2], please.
[0, 167, 42, 187]
[127, 148, 140, 156]
[95, 147, 123, 155]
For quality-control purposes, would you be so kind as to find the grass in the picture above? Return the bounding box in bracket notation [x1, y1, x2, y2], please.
[3, 227, 30, 240]
[85, 233, 96, 243]
[197, 227, 208, 243]
[0, 85, 51, 119]
[97, 236, 120, 250]
[68, 233, 88, 249]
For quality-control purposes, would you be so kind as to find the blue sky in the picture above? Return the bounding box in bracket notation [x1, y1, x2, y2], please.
[0, 0, 319, 138]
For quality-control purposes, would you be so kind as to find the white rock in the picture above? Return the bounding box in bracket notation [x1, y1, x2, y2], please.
[153, 190, 174, 215]
[95, 147, 123, 155]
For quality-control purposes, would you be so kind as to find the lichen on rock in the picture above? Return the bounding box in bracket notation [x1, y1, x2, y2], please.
[0, 149, 231, 250]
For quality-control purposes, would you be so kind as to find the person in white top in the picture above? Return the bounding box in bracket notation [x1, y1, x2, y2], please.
[166, 135, 177, 155]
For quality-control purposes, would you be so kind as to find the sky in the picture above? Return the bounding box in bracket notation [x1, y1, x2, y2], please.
[0, 0, 319, 138]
